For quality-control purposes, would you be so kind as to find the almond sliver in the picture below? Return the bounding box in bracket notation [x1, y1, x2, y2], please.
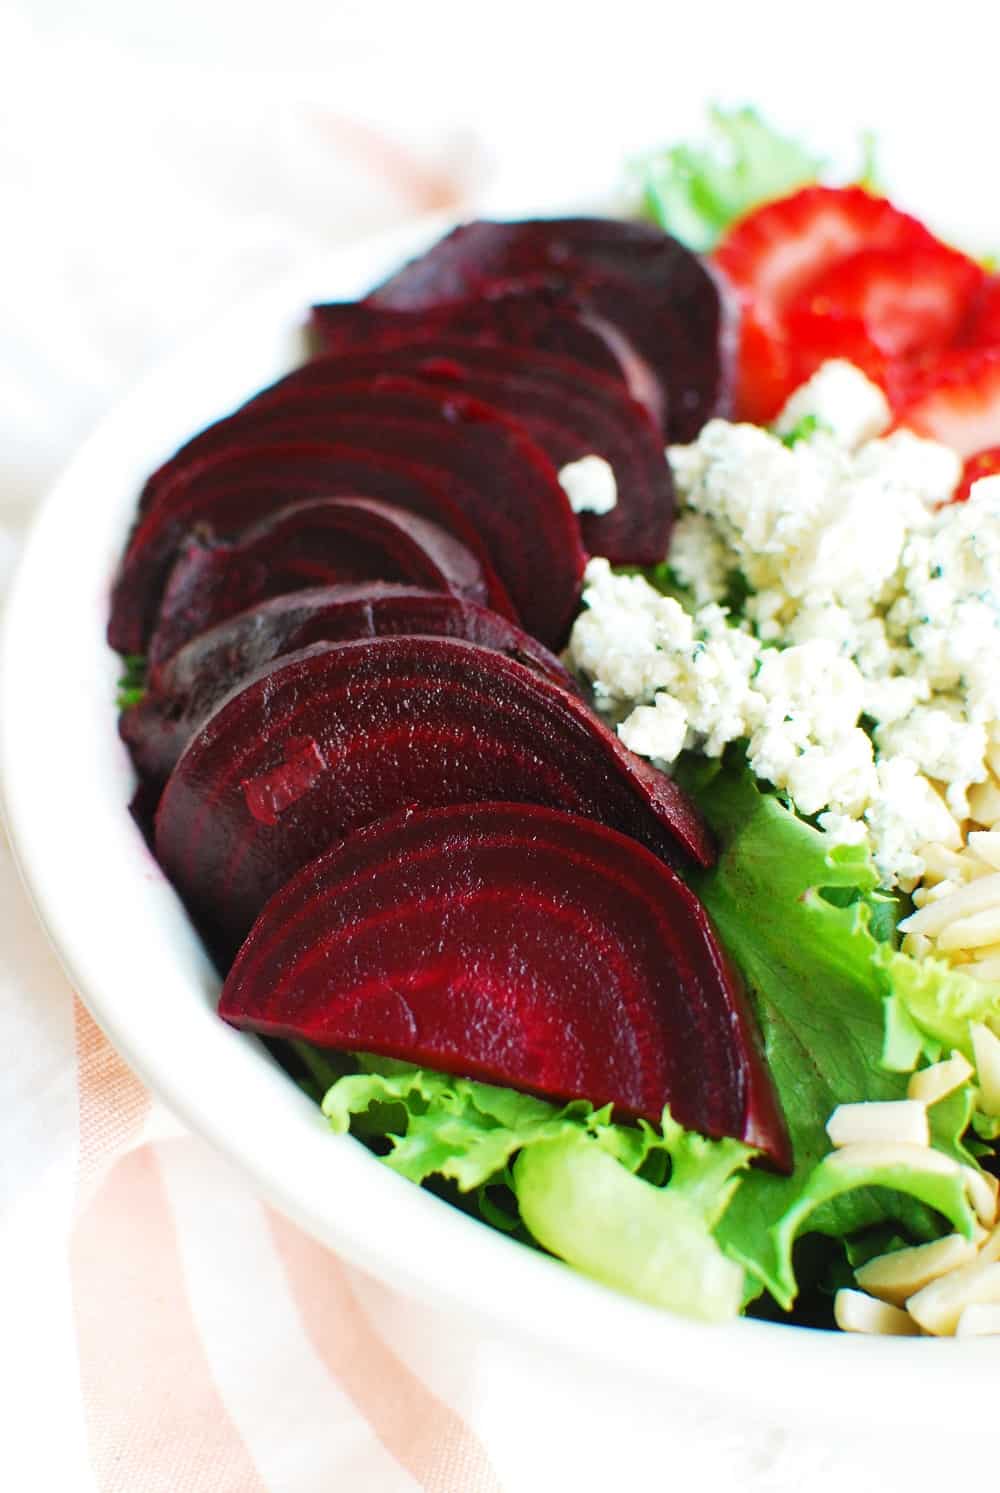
[898, 872, 1000, 937]
[827, 1141, 959, 1177]
[971, 1023, 1000, 1117]
[834, 1289, 920, 1336]
[937, 907, 1000, 952]
[826, 1101, 928, 1149]
[964, 1166, 1000, 1227]
[908, 1053, 974, 1105]
[957, 1303, 1000, 1336]
[968, 832, 1000, 870]
[968, 778, 1000, 827]
[855, 1234, 978, 1307]
[907, 1260, 1000, 1336]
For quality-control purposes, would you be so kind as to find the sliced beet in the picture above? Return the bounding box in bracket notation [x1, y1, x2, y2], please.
[154, 636, 714, 962]
[110, 442, 514, 657]
[148, 497, 488, 666]
[309, 292, 662, 422]
[250, 344, 673, 564]
[368, 218, 731, 440]
[129, 381, 585, 649]
[124, 585, 577, 788]
[219, 802, 789, 1166]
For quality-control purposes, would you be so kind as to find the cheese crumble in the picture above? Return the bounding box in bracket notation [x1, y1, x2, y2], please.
[567, 359, 1000, 894]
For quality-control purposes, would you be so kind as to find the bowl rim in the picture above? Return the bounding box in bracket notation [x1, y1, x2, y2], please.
[3, 203, 997, 1432]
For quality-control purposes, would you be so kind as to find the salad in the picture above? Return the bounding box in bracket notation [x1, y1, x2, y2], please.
[112, 109, 1000, 1337]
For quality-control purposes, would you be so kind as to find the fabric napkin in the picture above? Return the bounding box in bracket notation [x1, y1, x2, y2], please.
[3, 12, 998, 1490]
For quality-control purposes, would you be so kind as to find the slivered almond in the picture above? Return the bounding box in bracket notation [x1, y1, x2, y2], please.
[907, 1260, 1000, 1336]
[968, 831, 1000, 870]
[964, 1166, 999, 1227]
[971, 1023, 1000, 1116]
[834, 1289, 920, 1336]
[937, 907, 1000, 952]
[965, 959, 1000, 982]
[898, 872, 1000, 937]
[908, 1053, 974, 1105]
[913, 879, 959, 909]
[975, 1224, 1000, 1262]
[956, 1304, 1000, 1335]
[855, 1234, 978, 1307]
[969, 778, 1000, 827]
[826, 1101, 929, 1149]
[921, 844, 976, 883]
[826, 1141, 959, 1177]
[904, 931, 935, 961]
[902, 931, 933, 961]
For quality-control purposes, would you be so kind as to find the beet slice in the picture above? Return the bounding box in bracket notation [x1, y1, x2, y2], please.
[219, 802, 789, 1167]
[309, 292, 662, 424]
[109, 442, 514, 657]
[128, 382, 584, 650]
[124, 585, 577, 789]
[154, 636, 714, 962]
[148, 497, 488, 666]
[368, 218, 730, 440]
[252, 343, 673, 564]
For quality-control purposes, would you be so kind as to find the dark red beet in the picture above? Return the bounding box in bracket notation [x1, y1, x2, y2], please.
[148, 497, 488, 666]
[109, 442, 514, 656]
[253, 343, 673, 564]
[309, 292, 662, 425]
[154, 636, 714, 962]
[218, 802, 789, 1167]
[368, 218, 731, 439]
[124, 585, 577, 789]
[128, 382, 585, 650]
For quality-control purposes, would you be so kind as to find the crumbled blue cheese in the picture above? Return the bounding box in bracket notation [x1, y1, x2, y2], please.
[875, 706, 988, 819]
[570, 560, 762, 760]
[572, 361, 995, 889]
[557, 455, 618, 514]
[853, 430, 962, 507]
[746, 643, 877, 817]
[864, 758, 964, 889]
[773, 358, 892, 450]
[665, 511, 732, 606]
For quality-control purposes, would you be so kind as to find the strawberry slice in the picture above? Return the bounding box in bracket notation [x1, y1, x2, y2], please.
[896, 348, 1000, 457]
[789, 245, 984, 361]
[714, 186, 948, 420]
[954, 444, 1000, 501]
[780, 300, 890, 395]
[958, 275, 1000, 348]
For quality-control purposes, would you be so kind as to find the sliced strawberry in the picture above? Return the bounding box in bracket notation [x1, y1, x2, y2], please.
[730, 308, 797, 425]
[955, 445, 1000, 501]
[780, 301, 890, 394]
[958, 275, 1000, 348]
[896, 348, 1000, 457]
[790, 245, 984, 361]
[715, 187, 939, 330]
[715, 186, 947, 420]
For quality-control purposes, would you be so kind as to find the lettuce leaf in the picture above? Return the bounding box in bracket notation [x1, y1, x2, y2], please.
[322, 1056, 754, 1322]
[635, 106, 823, 252]
[514, 1127, 746, 1321]
[874, 945, 1000, 1063]
[679, 759, 978, 1305]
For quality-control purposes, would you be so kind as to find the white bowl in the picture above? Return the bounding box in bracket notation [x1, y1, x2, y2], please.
[3, 197, 998, 1433]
